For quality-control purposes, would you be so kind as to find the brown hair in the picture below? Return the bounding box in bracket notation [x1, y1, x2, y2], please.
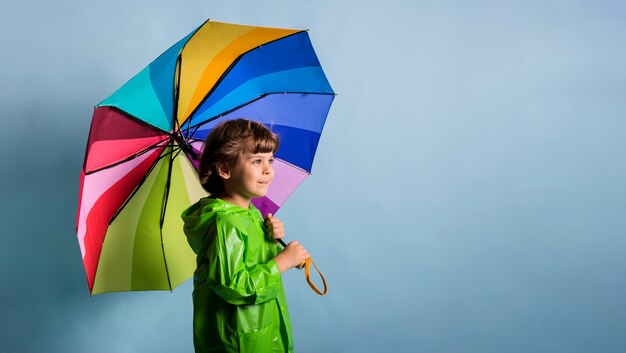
[197, 119, 279, 196]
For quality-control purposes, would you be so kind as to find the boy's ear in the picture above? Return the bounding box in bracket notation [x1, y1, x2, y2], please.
[216, 162, 231, 179]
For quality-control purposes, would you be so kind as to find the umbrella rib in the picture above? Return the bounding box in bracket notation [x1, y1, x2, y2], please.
[187, 124, 201, 140]
[174, 54, 183, 134]
[97, 105, 170, 134]
[108, 142, 179, 224]
[173, 19, 207, 133]
[159, 143, 175, 292]
[184, 91, 336, 134]
[84, 140, 170, 175]
[180, 30, 307, 138]
[90, 105, 197, 160]
[83, 105, 174, 175]
[107, 147, 164, 224]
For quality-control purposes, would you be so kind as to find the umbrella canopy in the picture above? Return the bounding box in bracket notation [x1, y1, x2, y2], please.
[76, 20, 334, 295]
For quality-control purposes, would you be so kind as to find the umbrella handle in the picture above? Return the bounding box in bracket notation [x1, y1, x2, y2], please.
[277, 239, 328, 296]
[277, 239, 304, 270]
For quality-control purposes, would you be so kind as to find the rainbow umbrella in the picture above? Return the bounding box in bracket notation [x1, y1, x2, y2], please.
[76, 20, 334, 295]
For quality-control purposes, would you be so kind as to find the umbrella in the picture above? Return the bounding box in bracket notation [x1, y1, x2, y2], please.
[76, 19, 334, 295]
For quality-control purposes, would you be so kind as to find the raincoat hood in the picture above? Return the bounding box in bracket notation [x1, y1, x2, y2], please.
[182, 197, 257, 254]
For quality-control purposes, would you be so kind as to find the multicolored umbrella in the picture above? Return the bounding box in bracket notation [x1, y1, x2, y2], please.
[76, 20, 334, 295]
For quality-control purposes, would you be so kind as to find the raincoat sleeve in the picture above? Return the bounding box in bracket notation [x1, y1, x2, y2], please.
[206, 215, 282, 306]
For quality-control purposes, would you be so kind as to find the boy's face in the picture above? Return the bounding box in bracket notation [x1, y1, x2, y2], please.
[222, 151, 275, 202]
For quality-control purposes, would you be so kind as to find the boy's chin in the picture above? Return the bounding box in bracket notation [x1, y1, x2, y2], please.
[254, 185, 271, 197]
[253, 191, 268, 198]
[249, 189, 269, 199]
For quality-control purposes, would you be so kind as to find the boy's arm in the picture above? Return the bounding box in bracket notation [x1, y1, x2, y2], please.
[206, 216, 282, 306]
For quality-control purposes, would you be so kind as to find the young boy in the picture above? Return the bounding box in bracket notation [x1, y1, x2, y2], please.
[181, 119, 310, 353]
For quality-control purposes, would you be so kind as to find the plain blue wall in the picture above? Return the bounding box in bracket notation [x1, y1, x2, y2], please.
[1, 0, 625, 352]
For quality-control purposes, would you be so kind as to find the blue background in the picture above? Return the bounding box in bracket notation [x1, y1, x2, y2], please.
[1, 0, 625, 352]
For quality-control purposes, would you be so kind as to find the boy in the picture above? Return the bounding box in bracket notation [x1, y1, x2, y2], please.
[181, 119, 310, 353]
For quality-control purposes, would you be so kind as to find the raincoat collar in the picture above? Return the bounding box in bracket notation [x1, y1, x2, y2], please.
[181, 197, 261, 253]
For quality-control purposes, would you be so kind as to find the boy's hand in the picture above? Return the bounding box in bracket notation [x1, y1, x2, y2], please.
[274, 241, 310, 273]
[265, 213, 284, 241]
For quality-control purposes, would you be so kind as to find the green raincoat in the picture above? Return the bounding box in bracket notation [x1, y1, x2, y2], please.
[181, 197, 293, 353]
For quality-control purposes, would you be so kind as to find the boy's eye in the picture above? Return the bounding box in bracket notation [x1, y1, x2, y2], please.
[253, 159, 262, 164]
[268, 158, 274, 164]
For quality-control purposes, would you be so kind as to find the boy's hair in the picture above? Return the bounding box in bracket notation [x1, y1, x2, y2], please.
[198, 119, 279, 196]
